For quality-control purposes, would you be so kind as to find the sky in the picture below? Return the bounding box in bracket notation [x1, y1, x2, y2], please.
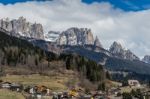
[83, 0, 150, 11]
[0, 0, 150, 58]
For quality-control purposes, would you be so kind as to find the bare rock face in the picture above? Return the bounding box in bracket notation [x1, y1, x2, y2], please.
[0, 17, 44, 39]
[125, 50, 139, 61]
[94, 36, 102, 47]
[30, 23, 44, 39]
[109, 41, 124, 54]
[142, 55, 150, 64]
[57, 27, 95, 46]
[109, 41, 139, 60]
[45, 27, 103, 52]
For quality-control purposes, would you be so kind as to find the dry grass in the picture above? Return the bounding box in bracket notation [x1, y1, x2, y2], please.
[0, 70, 79, 91]
[106, 80, 122, 88]
[0, 89, 25, 99]
[120, 86, 143, 93]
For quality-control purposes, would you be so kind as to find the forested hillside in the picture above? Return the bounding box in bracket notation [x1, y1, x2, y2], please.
[0, 30, 106, 86]
[0, 30, 48, 66]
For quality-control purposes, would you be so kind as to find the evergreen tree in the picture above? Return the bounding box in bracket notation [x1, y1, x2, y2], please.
[106, 71, 111, 80]
[98, 83, 105, 91]
[66, 57, 71, 70]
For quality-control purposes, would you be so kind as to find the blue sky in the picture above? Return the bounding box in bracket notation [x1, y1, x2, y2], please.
[0, 0, 46, 4]
[83, 0, 150, 11]
[1, 0, 150, 11]
[0, 0, 29, 4]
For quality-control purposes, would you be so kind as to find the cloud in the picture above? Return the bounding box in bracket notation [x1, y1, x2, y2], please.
[0, 0, 150, 58]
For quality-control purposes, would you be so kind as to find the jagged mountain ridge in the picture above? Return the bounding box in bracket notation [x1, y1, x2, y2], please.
[0, 17, 143, 62]
[46, 27, 102, 47]
[109, 41, 139, 61]
[0, 17, 102, 47]
[45, 28, 139, 61]
[57, 27, 96, 46]
[0, 17, 44, 39]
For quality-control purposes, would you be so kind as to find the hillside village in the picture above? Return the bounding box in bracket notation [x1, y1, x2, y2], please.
[0, 74, 150, 99]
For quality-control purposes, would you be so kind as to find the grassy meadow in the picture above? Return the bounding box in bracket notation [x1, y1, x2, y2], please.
[0, 89, 25, 99]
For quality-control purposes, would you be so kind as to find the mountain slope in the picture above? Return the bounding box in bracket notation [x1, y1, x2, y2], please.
[60, 45, 150, 82]
[61, 45, 110, 63]
[0, 29, 105, 85]
[60, 45, 150, 75]
[0, 28, 49, 66]
[105, 57, 150, 75]
[27, 31, 150, 77]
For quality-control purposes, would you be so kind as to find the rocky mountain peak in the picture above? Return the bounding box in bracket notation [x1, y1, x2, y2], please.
[18, 16, 26, 22]
[109, 41, 139, 60]
[142, 55, 150, 64]
[0, 17, 44, 39]
[109, 41, 124, 54]
[94, 36, 102, 47]
[57, 27, 95, 46]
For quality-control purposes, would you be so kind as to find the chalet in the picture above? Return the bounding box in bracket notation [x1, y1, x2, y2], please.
[10, 83, 23, 92]
[62, 92, 69, 98]
[46, 88, 50, 95]
[142, 91, 150, 99]
[80, 95, 92, 99]
[52, 92, 58, 99]
[0, 82, 11, 89]
[109, 87, 121, 95]
[128, 80, 141, 87]
[36, 94, 42, 99]
[35, 85, 49, 95]
[29, 87, 35, 94]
